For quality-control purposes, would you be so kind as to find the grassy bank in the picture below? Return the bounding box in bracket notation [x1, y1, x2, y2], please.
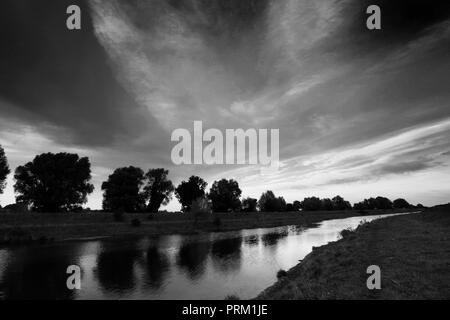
[0, 209, 404, 245]
[256, 205, 450, 299]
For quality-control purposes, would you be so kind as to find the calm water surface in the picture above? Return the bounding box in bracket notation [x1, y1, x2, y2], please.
[0, 213, 407, 300]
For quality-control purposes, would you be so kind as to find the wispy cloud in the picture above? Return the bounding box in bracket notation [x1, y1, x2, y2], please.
[1, 0, 450, 209]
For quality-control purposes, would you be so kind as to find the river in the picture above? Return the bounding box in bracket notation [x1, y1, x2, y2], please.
[0, 213, 407, 300]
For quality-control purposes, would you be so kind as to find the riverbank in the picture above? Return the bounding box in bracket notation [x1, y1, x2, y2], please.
[256, 205, 450, 299]
[0, 209, 405, 245]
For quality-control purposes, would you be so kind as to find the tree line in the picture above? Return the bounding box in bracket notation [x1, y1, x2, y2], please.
[0, 148, 420, 213]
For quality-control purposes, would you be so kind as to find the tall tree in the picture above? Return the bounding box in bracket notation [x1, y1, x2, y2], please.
[258, 191, 286, 212]
[14, 153, 94, 212]
[101, 166, 145, 213]
[175, 176, 207, 212]
[300, 197, 322, 211]
[332, 195, 352, 210]
[144, 168, 174, 213]
[0, 145, 10, 195]
[208, 179, 242, 212]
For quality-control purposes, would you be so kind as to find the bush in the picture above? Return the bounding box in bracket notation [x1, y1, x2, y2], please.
[277, 269, 288, 279]
[131, 218, 141, 227]
[224, 294, 240, 300]
[147, 214, 154, 220]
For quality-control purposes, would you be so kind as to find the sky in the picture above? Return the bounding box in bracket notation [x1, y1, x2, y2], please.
[1, 0, 450, 211]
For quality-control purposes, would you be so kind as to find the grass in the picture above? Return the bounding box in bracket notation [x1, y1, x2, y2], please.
[0, 209, 407, 245]
[256, 205, 450, 299]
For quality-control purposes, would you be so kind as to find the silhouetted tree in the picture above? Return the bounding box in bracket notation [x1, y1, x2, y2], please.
[354, 197, 393, 210]
[241, 197, 257, 212]
[332, 195, 352, 210]
[321, 198, 334, 211]
[300, 197, 322, 211]
[258, 191, 286, 212]
[0, 145, 10, 194]
[374, 196, 393, 209]
[208, 179, 242, 212]
[353, 201, 368, 210]
[393, 198, 410, 209]
[101, 166, 145, 213]
[14, 153, 94, 212]
[175, 176, 207, 212]
[144, 168, 174, 213]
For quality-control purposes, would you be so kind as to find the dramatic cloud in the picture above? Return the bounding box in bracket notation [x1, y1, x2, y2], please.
[1, 0, 449, 209]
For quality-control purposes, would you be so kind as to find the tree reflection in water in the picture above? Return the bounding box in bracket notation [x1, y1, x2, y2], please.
[211, 237, 242, 274]
[143, 244, 170, 290]
[176, 240, 211, 280]
[96, 242, 141, 293]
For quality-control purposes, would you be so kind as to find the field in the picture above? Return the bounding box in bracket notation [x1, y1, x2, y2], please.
[256, 205, 450, 299]
[0, 209, 405, 245]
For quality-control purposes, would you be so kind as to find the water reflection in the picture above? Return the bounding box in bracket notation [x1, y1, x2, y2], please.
[0, 213, 408, 300]
[0, 245, 80, 299]
[211, 237, 242, 274]
[243, 234, 259, 246]
[261, 230, 288, 246]
[96, 242, 141, 293]
[143, 245, 170, 290]
[176, 240, 210, 280]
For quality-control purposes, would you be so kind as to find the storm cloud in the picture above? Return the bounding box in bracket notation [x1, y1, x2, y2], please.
[1, 0, 449, 209]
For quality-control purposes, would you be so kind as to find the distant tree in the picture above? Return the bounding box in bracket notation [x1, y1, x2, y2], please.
[353, 201, 368, 210]
[321, 198, 334, 211]
[416, 203, 425, 209]
[241, 197, 257, 212]
[144, 168, 174, 213]
[175, 176, 207, 212]
[258, 191, 286, 212]
[277, 196, 287, 211]
[101, 166, 145, 213]
[375, 196, 393, 209]
[354, 197, 393, 210]
[292, 200, 302, 211]
[286, 203, 294, 211]
[15, 153, 94, 212]
[332, 195, 352, 210]
[0, 145, 10, 194]
[208, 179, 242, 212]
[393, 198, 410, 209]
[300, 197, 322, 211]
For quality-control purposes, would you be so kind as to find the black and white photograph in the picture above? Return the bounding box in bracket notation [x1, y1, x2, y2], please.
[0, 0, 450, 306]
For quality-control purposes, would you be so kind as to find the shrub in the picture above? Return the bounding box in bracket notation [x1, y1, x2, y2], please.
[131, 218, 141, 227]
[277, 269, 288, 279]
[224, 294, 240, 300]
